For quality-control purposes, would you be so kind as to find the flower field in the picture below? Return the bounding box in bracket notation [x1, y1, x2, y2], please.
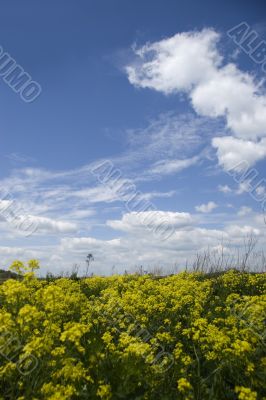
[0, 262, 265, 400]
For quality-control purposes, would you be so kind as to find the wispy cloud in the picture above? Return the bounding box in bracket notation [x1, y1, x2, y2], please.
[149, 155, 199, 175]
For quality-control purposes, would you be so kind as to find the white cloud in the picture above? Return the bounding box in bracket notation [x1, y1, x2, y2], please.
[0, 247, 39, 269]
[256, 185, 266, 197]
[212, 136, 266, 171]
[64, 209, 95, 219]
[0, 200, 13, 214]
[60, 236, 120, 251]
[237, 206, 252, 217]
[236, 181, 252, 195]
[72, 185, 124, 203]
[225, 224, 260, 238]
[195, 201, 218, 213]
[218, 184, 232, 193]
[0, 246, 31, 257]
[0, 207, 265, 274]
[52, 209, 266, 274]
[30, 216, 78, 234]
[191, 64, 266, 140]
[106, 211, 194, 233]
[150, 156, 199, 175]
[125, 28, 266, 169]
[0, 195, 78, 235]
[126, 112, 219, 168]
[126, 29, 221, 94]
[139, 190, 176, 200]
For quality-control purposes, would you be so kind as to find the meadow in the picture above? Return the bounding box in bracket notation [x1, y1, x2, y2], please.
[0, 260, 265, 400]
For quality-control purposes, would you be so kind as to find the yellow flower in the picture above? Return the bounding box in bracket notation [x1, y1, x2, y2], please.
[0, 262, 265, 399]
[97, 384, 112, 399]
[41, 383, 76, 399]
[235, 386, 257, 400]
[177, 377, 192, 392]
[60, 322, 91, 353]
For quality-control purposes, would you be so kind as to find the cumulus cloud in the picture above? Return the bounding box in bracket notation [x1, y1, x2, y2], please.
[225, 224, 260, 238]
[195, 201, 218, 213]
[125, 28, 266, 169]
[218, 184, 232, 193]
[256, 185, 266, 197]
[53, 209, 266, 274]
[126, 29, 221, 93]
[0, 246, 32, 257]
[106, 211, 194, 233]
[236, 181, 252, 195]
[60, 236, 120, 252]
[0, 246, 39, 269]
[27, 216, 78, 234]
[0, 199, 77, 235]
[212, 136, 266, 171]
[191, 64, 266, 140]
[1, 206, 265, 274]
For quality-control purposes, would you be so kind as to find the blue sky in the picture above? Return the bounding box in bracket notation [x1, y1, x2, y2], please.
[1, 0, 266, 274]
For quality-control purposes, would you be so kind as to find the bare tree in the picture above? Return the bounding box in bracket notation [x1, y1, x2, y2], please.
[191, 234, 264, 273]
[241, 234, 258, 271]
[85, 253, 94, 277]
